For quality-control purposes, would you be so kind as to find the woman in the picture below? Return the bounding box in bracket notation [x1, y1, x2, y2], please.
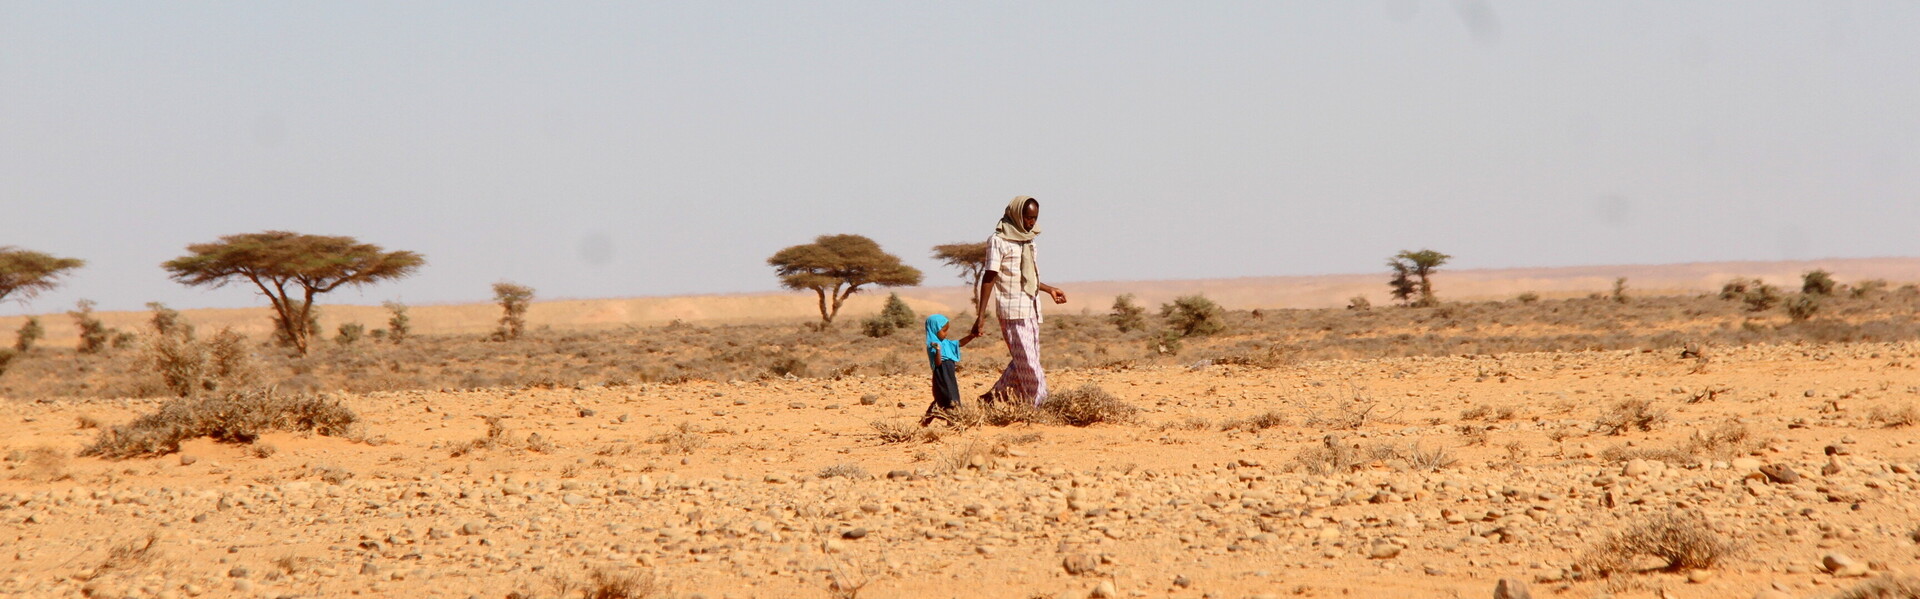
[970, 196, 1068, 406]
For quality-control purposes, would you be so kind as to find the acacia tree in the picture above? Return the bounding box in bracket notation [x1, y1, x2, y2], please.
[931, 242, 990, 289]
[0, 247, 85, 304]
[769, 234, 922, 326]
[1387, 249, 1451, 307]
[163, 231, 424, 355]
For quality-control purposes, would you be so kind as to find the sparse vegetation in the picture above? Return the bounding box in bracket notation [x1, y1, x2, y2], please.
[1578, 512, 1739, 577]
[14, 316, 43, 352]
[1611, 277, 1629, 303]
[1109, 294, 1147, 332]
[0, 247, 85, 303]
[492, 281, 534, 341]
[163, 231, 424, 355]
[79, 389, 358, 458]
[1833, 575, 1920, 599]
[1220, 410, 1289, 432]
[1594, 399, 1666, 435]
[383, 301, 411, 343]
[1786, 294, 1820, 321]
[861, 293, 915, 338]
[1161, 295, 1226, 338]
[1388, 249, 1450, 307]
[1515, 291, 1540, 304]
[817, 463, 870, 479]
[69, 299, 114, 354]
[768, 234, 923, 326]
[1803, 269, 1837, 296]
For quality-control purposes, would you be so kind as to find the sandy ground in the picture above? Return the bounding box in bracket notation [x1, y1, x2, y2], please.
[5, 339, 1920, 598]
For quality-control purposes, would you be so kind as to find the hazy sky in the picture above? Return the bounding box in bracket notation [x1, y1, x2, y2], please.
[4, 2, 1918, 314]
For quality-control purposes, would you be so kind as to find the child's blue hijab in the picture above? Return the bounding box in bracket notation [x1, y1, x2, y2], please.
[925, 314, 961, 363]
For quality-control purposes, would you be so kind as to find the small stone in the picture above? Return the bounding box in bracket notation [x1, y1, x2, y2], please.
[1063, 553, 1099, 576]
[788, 402, 807, 409]
[361, 562, 379, 576]
[1686, 569, 1713, 583]
[561, 494, 588, 506]
[228, 565, 250, 579]
[1493, 578, 1532, 599]
[191, 513, 209, 524]
[1368, 541, 1402, 559]
[1760, 464, 1801, 484]
[1088, 580, 1117, 598]
[179, 454, 198, 466]
[1752, 590, 1795, 599]
[1172, 575, 1191, 588]
[859, 394, 879, 406]
[232, 580, 254, 593]
[841, 528, 868, 540]
[578, 408, 595, 417]
[460, 521, 485, 535]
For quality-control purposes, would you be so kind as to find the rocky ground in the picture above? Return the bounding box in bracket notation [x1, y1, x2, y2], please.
[5, 341, 1920, 599]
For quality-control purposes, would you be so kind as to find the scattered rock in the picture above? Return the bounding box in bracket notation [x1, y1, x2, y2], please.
[1493, 578, 1532, 599]
[1063, 553, 1100, 576]
[179, 454, 198, 466]
[1760, 464, 1801, 484]
[1089, 580, 1117, 598]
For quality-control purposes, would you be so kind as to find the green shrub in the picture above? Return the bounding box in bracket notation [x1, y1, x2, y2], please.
[69, 299, 113, 354]
[877, 293, 915, 329]
[1161, 295, 1226, 337]
[492, 282, 534, 341]
[1786, 295, 1820, 321]
[1742, 284, 1781, 312]
[14, 316, 42, 352]
[146, 302, 192, 339]
[1802, 269, 1837, 296]
[383, 301, 410, 343]
[336, 322, 365, 345]
[1109, 294, 1148, 332]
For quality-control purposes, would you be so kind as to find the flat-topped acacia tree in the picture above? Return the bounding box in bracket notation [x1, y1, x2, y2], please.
[163, 231, 424, 354]
[769, 234, 922, 326]
[0, 247, 86, 304]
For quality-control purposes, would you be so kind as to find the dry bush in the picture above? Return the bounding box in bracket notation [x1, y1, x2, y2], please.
[1366, 441, 1457, 471]
[1160, 417, 1212, 431]
[449, 415, 514, 457]
[1293, 435, 1362, 475]
[871, 419, 940, 444]
[1460, 404, 1517, 421]
[1683, 421, 1759, 458]
[1599, 445, 1698, 466]
[1578, 512, 1740, 578]
[649, 422, 707, 455]
[1041, 384, 1138, 427]
[250, 443, 278, 458]
[1832, 576, 1920, 599]
[553, 568, 663, 599]
[817, 463, 870, 480]
[83, 532, 160, 581]
[935, 438, 1005, 474]
[999, 431, 1043, 445]
[79, 390, 358, 459]
[1594, 399, 1666, 435]
[147, 328, 258, 397]
[1220, 410, 1289, 432]
[1305, 391, 1395, 430]
[948, 401, 1051, 428]
[1869, 404, 1920, 428]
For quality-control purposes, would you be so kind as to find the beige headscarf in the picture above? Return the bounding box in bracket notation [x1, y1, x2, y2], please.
[994, 196, 1041, 296]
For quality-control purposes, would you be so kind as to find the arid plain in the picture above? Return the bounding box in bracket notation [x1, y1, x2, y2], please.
[6, 259, 1920, 599]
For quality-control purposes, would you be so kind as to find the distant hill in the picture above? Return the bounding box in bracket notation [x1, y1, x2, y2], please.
[6, 257, 1918, 347]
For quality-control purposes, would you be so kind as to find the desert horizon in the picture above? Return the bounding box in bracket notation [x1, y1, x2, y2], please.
[5, 256, 1917, 349]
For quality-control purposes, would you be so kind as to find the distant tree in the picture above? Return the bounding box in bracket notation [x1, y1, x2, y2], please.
[14, 317, 43, 353]
[0, 247, 85, 304]
[163, 231, 424, 355]
[1387, 249, 1450, 307]
[491, 282, 534, 341]
[68, 299, 112, 354]
[931, 242, 990, 289]
[383, 301, 411, 343]
[769, 234, 923, 326]
[1743, 283, 1782, 312]
[1109, 294, 1148, 332]
[1802, 270, 1837, 296]
[1611, 277, 1629, 304]
[1720, 278, 1761, 301]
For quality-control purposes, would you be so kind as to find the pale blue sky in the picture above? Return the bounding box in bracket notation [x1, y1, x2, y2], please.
[4, 2, 1918, 313]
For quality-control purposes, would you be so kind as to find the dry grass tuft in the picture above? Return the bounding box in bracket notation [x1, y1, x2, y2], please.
[1594, 399, 1667, 435]
[1367, 441, 1458, 471]
[870, 419, 941, 444]
[1578, 512, 1740, 578]
[1220, 410, 1289, 432]
[1833, 576, 1920, 599]
[1041, 384, 1139, 427]
[648, 422, 708, 455]
[553, 568, 663, 599]
[817, 463, 870, 480]
[78, 390, 357, 459]
[1869, 404, 1920, 428]
[1293, 435, 1363, 475]
[84, 532, 161, 581]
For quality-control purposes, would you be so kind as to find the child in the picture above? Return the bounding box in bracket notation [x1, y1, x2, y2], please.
[920, 314, 981, 426]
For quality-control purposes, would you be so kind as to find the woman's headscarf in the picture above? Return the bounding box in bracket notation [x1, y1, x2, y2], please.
[924, 314, 960, 362]
[994, 196, 1041, 296]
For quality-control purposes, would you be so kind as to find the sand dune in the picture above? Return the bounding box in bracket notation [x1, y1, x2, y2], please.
[5, 257, 1917, 347]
